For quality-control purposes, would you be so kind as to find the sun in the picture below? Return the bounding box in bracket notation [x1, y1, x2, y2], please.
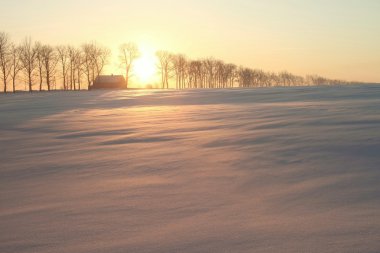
[133, 48, 157, 85]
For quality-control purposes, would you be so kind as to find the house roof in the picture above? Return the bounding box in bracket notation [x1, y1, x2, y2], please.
[95, 75, 125, 84]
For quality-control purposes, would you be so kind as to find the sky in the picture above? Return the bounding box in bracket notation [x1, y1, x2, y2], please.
[1, 0, 380, 83]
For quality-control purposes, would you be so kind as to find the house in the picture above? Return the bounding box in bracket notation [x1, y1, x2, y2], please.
[90, 75, 126, 90]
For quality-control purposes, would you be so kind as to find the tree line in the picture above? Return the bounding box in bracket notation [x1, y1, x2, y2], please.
[0, 32, 110, 92]
[0, 31, 351, 93]
[155, 52, 349, 89]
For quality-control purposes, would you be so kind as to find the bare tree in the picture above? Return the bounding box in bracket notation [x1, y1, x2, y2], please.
[57, 46, 69, 90]
[171, 54, 180, 89]
[203, 58, 216, 88]
[156, 50, 172, 89]
[193, 60, 204, 88]
[74, 48, 83, 90]
[188, 60, 198, 89]
[40, 44, 58, 91]
[67, 46, 87, 90]
[81, 42, 110, 89]
[119, 43, 139, 88]
[9, 44, 22, 93]
[20, 37, 37, 92]
[35, 42, 45, 91]
[82, 43, 94, 89]
[171, 54, 188, 89]
[67, 46, 76, 90]
[226, 63, 237, 88]
[0, 32, 11, 93]
[93, 44, 110, 79]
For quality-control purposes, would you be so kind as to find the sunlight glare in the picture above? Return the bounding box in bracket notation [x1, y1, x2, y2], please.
[134, 45, 157, 85]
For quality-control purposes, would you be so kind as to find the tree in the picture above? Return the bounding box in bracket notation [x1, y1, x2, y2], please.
[225, 63, 237, 88]
[203, 58, 216, 88]
[67, 46, 76, 90]
[67, 46, 86, 90]
[40, 44, 58, 91]
[57, 46, 69, 90]
[119, 43, 139, 88]
[20, 37, 37, 92]
[171, 54, 187, 89]
[81, 42, 110, 89]
[156, 50, 172, 89]
[0, 32, 11, 93]
[74, 49, 83, 90]
[35, 42, 45, 91]
[82, 43, 95, 89]
[238, 67, 254, 88]
[9, 44, 22, 93]
[93, 44, 110, 79]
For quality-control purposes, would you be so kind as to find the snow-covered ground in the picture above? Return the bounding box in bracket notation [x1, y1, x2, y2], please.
[1, 85, 380, 253]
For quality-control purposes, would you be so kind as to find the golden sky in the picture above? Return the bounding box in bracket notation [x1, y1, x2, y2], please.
[1, 0, 380, 83]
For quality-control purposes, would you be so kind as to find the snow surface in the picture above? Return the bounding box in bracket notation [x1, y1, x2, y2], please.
[1, 85, 380, 253]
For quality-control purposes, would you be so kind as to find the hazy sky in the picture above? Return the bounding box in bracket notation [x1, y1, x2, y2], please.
[1, 0, 380, 82]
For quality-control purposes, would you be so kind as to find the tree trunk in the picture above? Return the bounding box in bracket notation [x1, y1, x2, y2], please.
[39, 69, 43, 91]
[3, 76, 6, 93]
[12, 78, 16, 93]
[87, 73, 91, 90]
[28, 72, 33, 92]
[46, 72, 50, 91]
[125, 67, 129, 89]
[77, 70, 81, 90]
[63, 68, 66, 90]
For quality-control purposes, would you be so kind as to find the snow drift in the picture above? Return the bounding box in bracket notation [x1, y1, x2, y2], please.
[1, 85, 380, 253]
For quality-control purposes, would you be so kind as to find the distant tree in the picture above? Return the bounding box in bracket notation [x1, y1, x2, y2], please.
[82, 43, 95, 89]
[171, 54, 187, 89]
[9, 44, 22, 93]
[40, 44, 58, 91]
[93, 44, 110, 79]
[307, 74, 332, 86]
[203, 58, 216, 88]
[231, 64, 238, 88]
[35, 42, 45, 91]
[20, 37, 37, 92]
[238, 67, 253, 88]
[67, 46, 86, 90]
[187, 60, 198, 88]
[0, 32, 11, 93]
[119, 43, 139, 88]
[214, 60, 225, 88]
[170, 54, 180, 89]
[156, 50, 172, 89]
[67, 46, 76, 90]
[73, 48, 84, 90]
[56, 46, 69, 90]
[268, 72, 280, 87]
[190, 60, 203, 88]
[81, 42, 110, 89]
